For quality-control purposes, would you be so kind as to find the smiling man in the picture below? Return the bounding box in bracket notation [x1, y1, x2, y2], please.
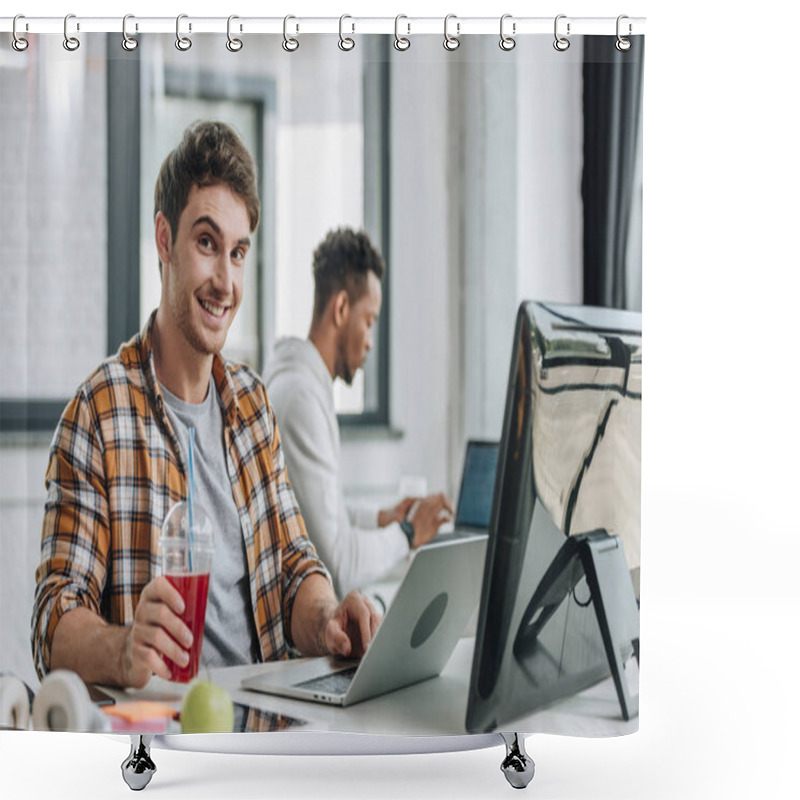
[31, 122, 379, 690]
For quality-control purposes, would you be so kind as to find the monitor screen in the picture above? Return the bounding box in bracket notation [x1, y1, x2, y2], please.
[466, 301, 641, 733]
[454, 441, 500, 530]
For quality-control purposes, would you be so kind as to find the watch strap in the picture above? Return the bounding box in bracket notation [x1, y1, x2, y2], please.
[399, 519, 415, 548]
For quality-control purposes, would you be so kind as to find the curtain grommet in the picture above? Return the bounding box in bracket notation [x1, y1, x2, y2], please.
[121, 14, 138, 52]
[499, 14, 516, 51]
[338, 14, 355, 51]
[63, 13, 80, 52]
[282, 15, 299, 52]
[226, 15, 243, 52]
[553, 14, 570, 52]
[12, 14, 29, 52]
[175, 14, 192, 51]
[443, 14, 460, 51]
[616, 15, 632, 51]
[394, 15, 411, 51]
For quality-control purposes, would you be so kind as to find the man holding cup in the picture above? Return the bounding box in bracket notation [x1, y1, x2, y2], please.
[31, 121, 379, 690]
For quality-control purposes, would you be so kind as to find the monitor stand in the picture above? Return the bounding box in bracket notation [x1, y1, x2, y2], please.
[514, 529, 640, 721]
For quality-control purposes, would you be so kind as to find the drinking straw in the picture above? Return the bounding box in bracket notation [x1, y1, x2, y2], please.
[187, 426, 196, 572]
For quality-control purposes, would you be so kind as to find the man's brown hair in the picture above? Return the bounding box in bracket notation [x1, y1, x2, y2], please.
[312, 228, 385, 322]
[154, 121, 260, 267]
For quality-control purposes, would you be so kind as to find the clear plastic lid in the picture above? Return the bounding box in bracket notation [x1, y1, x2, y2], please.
[159, 501, 213, 574]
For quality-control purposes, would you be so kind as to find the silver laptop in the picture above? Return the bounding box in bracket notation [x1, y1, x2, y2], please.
[436, 439, 499, 541]
[241, 536, 487, 707]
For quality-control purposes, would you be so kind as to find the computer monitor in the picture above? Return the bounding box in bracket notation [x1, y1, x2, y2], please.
[465, 301, 641, 733]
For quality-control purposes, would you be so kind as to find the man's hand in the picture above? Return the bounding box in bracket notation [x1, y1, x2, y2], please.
[407, 493, 455, 548]
[121, 576, 193, 688]
[49, 576, 193, 689]
[377, 496, 416, 528]
[320, 590, 381, 658]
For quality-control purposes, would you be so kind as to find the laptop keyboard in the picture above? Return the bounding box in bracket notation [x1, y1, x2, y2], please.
[293, 667, 358, 696]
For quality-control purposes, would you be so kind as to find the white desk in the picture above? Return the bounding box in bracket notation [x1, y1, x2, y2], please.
[106, 637, 638, 741]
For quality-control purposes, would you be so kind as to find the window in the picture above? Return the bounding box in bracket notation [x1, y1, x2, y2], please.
[1, 34, 390, 434]
[128, 35, 390, 423]
[1, 36, 109, 435]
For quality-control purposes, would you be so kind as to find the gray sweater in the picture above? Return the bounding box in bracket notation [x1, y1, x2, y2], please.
[263, 338, 409, 598]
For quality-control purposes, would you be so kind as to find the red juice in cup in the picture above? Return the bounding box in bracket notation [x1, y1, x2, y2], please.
[163, 571, 210, 683]
[160, 501, 214, 683]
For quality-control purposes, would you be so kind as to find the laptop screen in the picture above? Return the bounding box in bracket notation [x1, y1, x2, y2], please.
[455, 441, 500, 530]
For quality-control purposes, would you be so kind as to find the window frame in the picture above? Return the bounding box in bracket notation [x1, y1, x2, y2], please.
[337, 36, 391, 429]
[0, 36, 135, 436]
[0, 35, 391, 434]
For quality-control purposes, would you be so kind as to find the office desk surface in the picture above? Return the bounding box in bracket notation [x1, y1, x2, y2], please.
[107, 637, 638, 739]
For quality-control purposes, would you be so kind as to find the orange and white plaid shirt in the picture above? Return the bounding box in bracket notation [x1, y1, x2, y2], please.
[31, 312, 330, 679]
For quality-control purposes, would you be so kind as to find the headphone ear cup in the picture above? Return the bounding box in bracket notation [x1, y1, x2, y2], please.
[32, 669, 109, 732]
[0, 672, 34, 730]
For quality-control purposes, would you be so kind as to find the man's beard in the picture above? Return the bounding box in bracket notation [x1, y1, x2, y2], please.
[335, 334, 354, 385]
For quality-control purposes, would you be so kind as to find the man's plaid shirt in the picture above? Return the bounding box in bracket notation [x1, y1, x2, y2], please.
[31, 313, 330, 679]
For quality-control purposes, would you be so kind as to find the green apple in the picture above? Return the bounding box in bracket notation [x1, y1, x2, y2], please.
[180, 679, 234, 734]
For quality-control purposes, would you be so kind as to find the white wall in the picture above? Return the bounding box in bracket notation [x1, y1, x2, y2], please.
[340, 37, 585, 501]
[0, 443, 50, 688]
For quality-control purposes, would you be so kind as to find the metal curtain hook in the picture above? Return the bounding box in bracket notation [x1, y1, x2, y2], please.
[616, 15, 632, 51]
[283, 15, 299, 52]
[339, 14, 355, 51]
[499, 14, 516, 51]
[122, 14, 138, 51]
[12, 14, 29, 52]
[394, 14, 410, 51]
[227, 15, 243, 52]
[443, 14, 460, 51]
[63, 13, 80, 51]
[553, 14, 570, 51]
[175, 14, 192, 51]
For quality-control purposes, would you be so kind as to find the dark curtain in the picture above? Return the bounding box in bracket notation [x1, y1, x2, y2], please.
[582, 36, 645, 310]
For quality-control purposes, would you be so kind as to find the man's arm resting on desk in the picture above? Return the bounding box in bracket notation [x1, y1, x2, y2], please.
[49, 577, 194, 689]
[290, 573, 381, 659]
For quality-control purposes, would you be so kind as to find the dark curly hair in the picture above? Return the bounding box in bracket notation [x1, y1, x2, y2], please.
[312, 228, 385, 322]
[154, 120, 260, 270]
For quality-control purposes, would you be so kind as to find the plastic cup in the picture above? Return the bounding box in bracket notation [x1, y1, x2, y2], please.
[159, 501, 213, 683]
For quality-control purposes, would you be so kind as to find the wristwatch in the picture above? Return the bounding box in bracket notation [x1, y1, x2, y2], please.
[399, 519, 415, 549]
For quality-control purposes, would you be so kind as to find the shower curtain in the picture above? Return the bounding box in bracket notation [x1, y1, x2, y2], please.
[0, 7, 645, 774]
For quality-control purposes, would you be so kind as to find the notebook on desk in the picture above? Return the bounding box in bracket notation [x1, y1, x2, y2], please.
[435, 439, 499, 542]
[241, 536, 487, 707]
